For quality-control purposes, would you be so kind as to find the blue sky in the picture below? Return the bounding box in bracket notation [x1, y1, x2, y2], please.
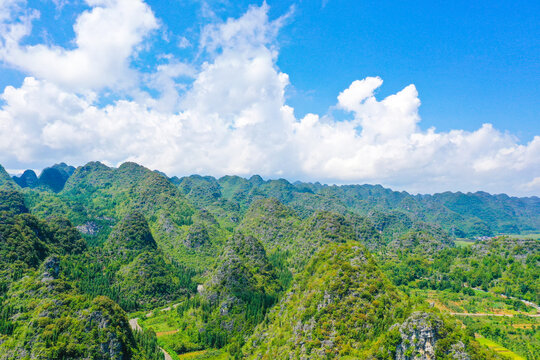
[0, 0, 538, 195]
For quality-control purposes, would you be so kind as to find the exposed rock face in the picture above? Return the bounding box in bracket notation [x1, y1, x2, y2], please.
[88, 309, 126, 360]
[395, 312, 441, 360]
[394, 312, 471, 360]
[77, 221, 101, 235]
[41, 256, 60, 282]
[450, 341, 471, 360]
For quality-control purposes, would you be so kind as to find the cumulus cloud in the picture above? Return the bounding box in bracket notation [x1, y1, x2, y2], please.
[0, 2, 538, 195]
[0, 0, 158, 91]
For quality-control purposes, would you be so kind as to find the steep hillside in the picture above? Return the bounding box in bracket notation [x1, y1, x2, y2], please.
[32, 161, 228, 270]
[106, 211, 158, 255]
[62, 161, 194, 224]
[12, 169, 39, 188]
[0, 189, 28, 215]
[62, 211, 196, 310]
[238, 199, 301, 265]
[0, 256, 163, 360]
[146, 232, 281, 355]
[387, 223, 455, 256]
[198, 232, 281, 349]
[244, 242, 500, 359]
[12, 163, 75, 192]
[0, 165, 17, 190]
[0, 190, 86, 293]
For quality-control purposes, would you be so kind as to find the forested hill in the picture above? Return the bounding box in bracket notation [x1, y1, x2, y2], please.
[4, 161, 540, 237]
[178, 175, 540, 237]
[177, 170, 539, 238]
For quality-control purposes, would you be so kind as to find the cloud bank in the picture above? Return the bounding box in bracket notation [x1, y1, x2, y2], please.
[0, 1, 538, 195]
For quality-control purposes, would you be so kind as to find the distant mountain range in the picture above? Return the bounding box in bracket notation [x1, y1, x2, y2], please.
[2, 161, 539, 238]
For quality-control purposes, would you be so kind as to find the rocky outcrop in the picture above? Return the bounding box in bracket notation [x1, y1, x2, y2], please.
[394, 312, 471, 360]
[450, 341, 471, 360]
[76, 221, 101, 235]
[40, 256, 60, 282]
[395, 312, 441, 360]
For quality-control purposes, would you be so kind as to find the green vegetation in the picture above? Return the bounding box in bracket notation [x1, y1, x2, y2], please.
[61, 211, 197, 311]
[476, 336, 526, 360]
[411, 288, 539, 358]
[244, 242, 499, 359]
[466, 317, 538, 359]
[380, 236, 539, 303]
[0, 161, 538, 359]
[0, 165, 17, 190]
[505, 233, 540, 240]
[0, 257, 163, 360]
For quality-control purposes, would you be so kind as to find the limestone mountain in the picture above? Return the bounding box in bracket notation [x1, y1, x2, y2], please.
[106, 211, 157, 254]
[61, 211, 195, 310]
[244, 242, 500, 359]
[51, 162, 76, 178]
[387, 223, 455, 256]
[0, 164, 17, 190]
[38, 166, 69, 192]
[172, 172, 540, 237]
[243, 242, 407, 359]
[114, 250, 194, 307]
[11, 163, 75, 192]
[238, 198, 301, 252]
[62, 161, 194, 223]
[203, 232, 280, 312]
[0, 192, 86, 292]
[194, 232, 281, 351]
[0, 256, 156, 360]
[12, 169, 39, 188]
[379, 311, 500, 360]
[0, 189, 28, 215]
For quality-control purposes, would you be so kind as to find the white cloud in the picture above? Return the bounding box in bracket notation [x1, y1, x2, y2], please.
[0, 2, 538, 196]
[177, 36, 191, 48]
[0, 0, 158, 91]
[523, 176, 540, 191]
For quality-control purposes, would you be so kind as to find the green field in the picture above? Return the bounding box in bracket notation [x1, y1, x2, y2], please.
[413, 288, 537, 315]
[410, 289, 539, 359]
[176, 350, 230, 359]
[502, 233, 540, 240]
[476, 336, 526, 360]
[455, 239, 476, 247]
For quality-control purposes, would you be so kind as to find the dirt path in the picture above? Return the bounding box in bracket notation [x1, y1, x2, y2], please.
[144, 302, 181, 318]
[471, 287, 540, 314]
[451, 312, 540, 318]
[161, 348, 173, 360]
[129, 317, 173, 360]
[129, 318, 142, 331]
